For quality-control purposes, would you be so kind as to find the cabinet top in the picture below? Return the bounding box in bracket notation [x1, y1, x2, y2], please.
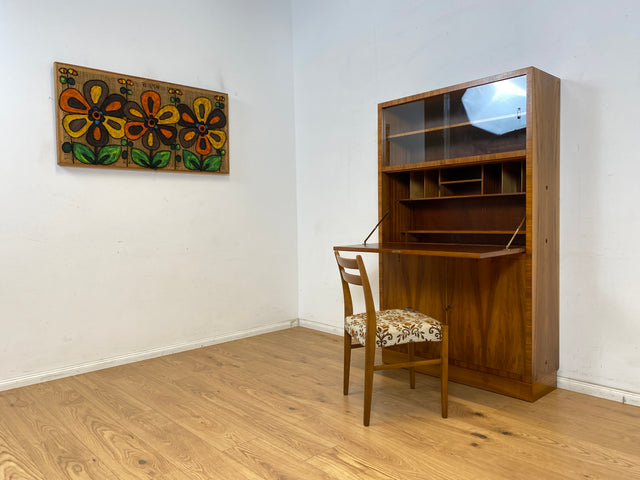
[378, 66, 558, 108]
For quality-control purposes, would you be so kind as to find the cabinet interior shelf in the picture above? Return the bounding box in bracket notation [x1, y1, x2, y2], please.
[405, 230, 525, 235]
[386, 111, 526, 139]
[440, 178, 482, 185]
[402, 161, 525, 200]
[399, 192, 525, 202]
[381, 150, 526, 172]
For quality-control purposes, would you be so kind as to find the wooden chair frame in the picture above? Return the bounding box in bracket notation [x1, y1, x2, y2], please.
[335, 251, 448, 426]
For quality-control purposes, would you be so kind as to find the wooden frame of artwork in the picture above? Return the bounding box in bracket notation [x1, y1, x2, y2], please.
[54, 62, 229, 174]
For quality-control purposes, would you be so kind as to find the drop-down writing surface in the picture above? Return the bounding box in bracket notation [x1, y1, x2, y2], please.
[333, 242, 524, 259]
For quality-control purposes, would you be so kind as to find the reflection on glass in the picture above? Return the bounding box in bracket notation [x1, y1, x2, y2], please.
[461, 76, 526, 135]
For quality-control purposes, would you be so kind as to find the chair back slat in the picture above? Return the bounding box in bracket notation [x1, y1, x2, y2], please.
[341, 270, 363, 286]
[335, 251, 377, 325]
[336, 256, 359, 270]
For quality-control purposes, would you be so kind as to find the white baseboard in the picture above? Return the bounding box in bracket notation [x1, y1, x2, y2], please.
[557, 376, 640, 407]
[297, 318, 343, 335]
[0, 319, 297, 392]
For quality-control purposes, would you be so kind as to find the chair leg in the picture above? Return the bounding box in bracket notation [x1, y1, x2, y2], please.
[363, 342, 375, 426]
[441, 325, 449, 418]
[343, 331, 352, 395]
[408, 342, 416, 389]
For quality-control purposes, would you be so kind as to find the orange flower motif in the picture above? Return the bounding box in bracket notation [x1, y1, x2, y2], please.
[59, 80, 126, 147]
[123, 91, 179, 150]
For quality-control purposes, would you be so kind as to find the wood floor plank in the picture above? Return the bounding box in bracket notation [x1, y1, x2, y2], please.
[169, 374, 338, 461]
[80, 352, 337, 463]
[446, 393, 640, 479]
[499, 388, 640, 457]
[307, 446, 397, 480]
[18, 381, 182, 480]
[221, 436, 334, 480]
[66, 377, 268, 480]
[125, 410, 245, 480]
[73, 364, 257, 453]
[0, 419, 46, 480]
[0, 388, 119, 479]
[302, 408, 476, 480]
[0, 327, 638, 480]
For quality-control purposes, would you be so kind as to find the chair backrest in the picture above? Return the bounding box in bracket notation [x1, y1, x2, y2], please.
[334, 252, 377, 341]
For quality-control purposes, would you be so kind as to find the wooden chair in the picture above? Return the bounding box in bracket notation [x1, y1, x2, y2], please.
[335, 251, 448, 426]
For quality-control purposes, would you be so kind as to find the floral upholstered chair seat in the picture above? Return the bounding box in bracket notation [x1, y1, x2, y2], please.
[345, 308, 442, 347]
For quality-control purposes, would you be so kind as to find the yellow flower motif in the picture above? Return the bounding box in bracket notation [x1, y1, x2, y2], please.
[177, 97, 227, 155]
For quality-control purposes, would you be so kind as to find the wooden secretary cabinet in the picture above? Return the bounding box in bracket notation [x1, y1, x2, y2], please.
[337, 67, 559, 401]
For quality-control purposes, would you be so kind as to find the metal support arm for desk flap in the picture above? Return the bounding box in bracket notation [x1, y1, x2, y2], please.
[505, 216, 526, 250]
[363, 210, 390, 245]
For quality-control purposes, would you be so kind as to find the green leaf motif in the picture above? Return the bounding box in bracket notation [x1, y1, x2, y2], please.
[72, 143, 96, 164]
[202, 155, 221, 172]
[182, 150, 201, 170]
[97, 145, 121, 165]
[151, 151, 171, 169]
[131, 148, 150, 168]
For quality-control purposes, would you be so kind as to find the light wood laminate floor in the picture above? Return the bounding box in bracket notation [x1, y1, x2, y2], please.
[1, 327, 639, 479]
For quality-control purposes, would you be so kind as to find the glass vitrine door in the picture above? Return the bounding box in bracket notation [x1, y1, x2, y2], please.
[381, 75, 527, 166]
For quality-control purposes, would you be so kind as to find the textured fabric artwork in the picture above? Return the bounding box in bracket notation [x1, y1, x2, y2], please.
[54, 62, 229, 174]
[345, 308, 443, 347]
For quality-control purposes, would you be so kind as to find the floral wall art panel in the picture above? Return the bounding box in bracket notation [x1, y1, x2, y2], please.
[54, 62, 229, 174]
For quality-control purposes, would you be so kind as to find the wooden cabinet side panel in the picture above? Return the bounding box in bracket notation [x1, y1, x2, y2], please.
[530, 69, 560, 385]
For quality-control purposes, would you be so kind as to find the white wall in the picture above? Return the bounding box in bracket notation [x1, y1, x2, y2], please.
[0, 0, 298, 388]
[293, 0, 640, 399]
